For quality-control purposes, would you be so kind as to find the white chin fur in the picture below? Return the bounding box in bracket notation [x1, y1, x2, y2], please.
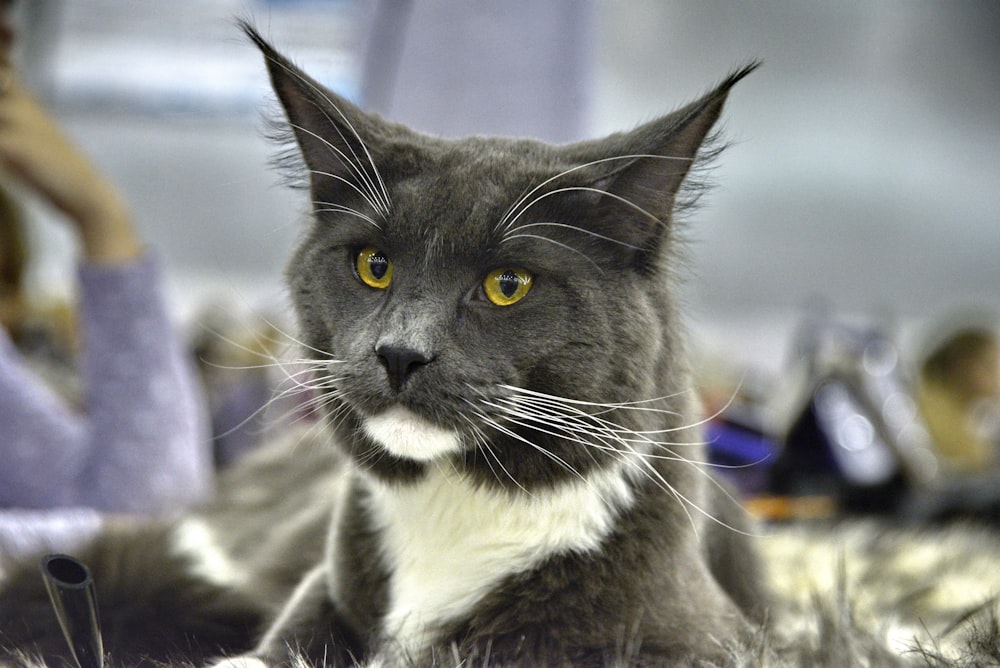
[363, 406, 462, 461]
[209, 658, 267, 668]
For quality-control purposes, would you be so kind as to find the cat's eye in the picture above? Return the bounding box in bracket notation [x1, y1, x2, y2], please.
[356, 247, 393, 289]
[482, 268, 533, 306]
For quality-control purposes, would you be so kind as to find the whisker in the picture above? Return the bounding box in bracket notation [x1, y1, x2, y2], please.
[313, 202, 383, 229]
[458, 415, 531, 495]
[491, 399, 712, 470]
[498, 384, 690, 412]
[298, 86, 392, 216]
[201, 311, 336, 365]
[288, 116, 385, 216]
[499, 234, 604, 274]
[208, 367, 333, 445]
[306, 165, 385, 224]
[468, 382, 759, 537]
[502, 185, 665, 240]
[292, 125, 387, 217]
[625, 448, 699, 534]
[496, 153, 693, 234]
[473, 410, 587, 482]
[499, 388, 753, 466]
[299, 101, 392, 217]
[502, 382, 741, 439]
[504, 221, 645, 251]
[260, 47, 392, 216]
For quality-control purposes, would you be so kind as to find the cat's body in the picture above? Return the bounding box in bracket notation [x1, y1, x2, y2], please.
[235, 445, 760, 666]
[0, 24, 764, 667]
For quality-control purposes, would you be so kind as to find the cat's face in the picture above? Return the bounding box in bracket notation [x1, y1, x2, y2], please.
[286, 140, 670, 486]
[248, 26, 753, 490]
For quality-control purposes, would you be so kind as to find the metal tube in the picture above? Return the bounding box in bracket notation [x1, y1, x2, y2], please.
[40, 553, 104, 668]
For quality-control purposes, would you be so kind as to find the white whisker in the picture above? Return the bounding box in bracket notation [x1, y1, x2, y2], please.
[463, 381, 758, 537]
[313, 202, 383, 229]
[504, 221, 645, 251]
[292, 125, 386, 217]
[262, 48, 392, 216]
[496, 153, 693, 234]
[502, 185, 665, 240]
[499, 234, 604, 274]
[458, 414, 531, 495]
[306, 166, 385, 224]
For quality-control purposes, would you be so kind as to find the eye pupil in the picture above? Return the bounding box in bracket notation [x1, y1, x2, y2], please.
[356, 247, 393, 289]
[498, 271, 520, 298]
[369, 254, 389, 279]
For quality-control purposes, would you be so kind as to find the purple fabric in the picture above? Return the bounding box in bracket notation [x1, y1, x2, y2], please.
[0, 255, 212, 515]
[357, 0, 594, 144]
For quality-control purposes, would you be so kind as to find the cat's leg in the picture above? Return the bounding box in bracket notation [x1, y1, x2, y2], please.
[211, 564, 362, 667]
[702, 480, 770, 625]
[254, 563, 331, 658]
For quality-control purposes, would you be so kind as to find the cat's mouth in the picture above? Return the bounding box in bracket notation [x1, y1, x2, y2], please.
[361, 405, 464, 462]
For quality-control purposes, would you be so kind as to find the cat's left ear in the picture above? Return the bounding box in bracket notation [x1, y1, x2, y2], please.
[568, 63, 759, 255]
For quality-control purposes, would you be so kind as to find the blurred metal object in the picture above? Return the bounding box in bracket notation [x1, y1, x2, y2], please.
[40, 553, 104, 668]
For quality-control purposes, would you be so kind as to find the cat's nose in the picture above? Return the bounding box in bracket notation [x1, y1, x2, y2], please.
[375, 344, 434, 391]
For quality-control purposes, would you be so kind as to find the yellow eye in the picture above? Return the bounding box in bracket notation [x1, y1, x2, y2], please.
[356, 247, 393, 289]
[483, 268, 533, 306]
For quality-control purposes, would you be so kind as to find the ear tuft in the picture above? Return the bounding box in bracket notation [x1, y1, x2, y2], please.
[240, 20, 394, 216]
[563, 62, 759, 258]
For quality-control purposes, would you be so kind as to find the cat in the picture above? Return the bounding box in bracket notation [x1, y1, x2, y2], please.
[213, 23, 765, 667]
[0, 22, 764, 667]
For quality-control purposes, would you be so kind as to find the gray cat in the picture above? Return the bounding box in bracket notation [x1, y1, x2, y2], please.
[0, 24, 764, 668]
[217, 24, 764, 667]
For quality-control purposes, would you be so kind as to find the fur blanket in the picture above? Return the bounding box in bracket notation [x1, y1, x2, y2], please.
[746, 521, 1000, 667]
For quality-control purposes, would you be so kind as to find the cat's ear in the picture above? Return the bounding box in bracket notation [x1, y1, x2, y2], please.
[569, 63, 758, 257]
[242, 21, 395, 210]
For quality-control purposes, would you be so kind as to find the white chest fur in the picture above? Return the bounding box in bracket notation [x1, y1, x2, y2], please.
[361, 464, 636, 658]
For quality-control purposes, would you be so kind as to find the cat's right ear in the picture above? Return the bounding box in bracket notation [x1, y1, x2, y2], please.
[241, 21, 392, 213]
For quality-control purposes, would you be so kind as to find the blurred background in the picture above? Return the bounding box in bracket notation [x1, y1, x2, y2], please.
[9, 0, 998, 378]
[3, 0, 999, 516]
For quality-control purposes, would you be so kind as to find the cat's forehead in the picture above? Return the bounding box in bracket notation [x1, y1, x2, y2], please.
[386, 136, 569, 233]
[435, 136, 566, 191]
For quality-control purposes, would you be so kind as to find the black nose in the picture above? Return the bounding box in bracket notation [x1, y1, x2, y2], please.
[376, 345, 433, 391]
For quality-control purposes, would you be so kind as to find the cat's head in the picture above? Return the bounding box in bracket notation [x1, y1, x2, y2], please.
[246, 24, 754, 491]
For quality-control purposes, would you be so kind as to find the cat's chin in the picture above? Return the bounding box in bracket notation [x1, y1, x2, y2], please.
[362, 405, 463, 462]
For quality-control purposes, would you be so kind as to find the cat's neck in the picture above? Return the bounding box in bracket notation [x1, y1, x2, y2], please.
[359, 462, 637, 656]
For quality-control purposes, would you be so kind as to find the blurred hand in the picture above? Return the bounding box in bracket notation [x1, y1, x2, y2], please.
[0, 26, 140, 264]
